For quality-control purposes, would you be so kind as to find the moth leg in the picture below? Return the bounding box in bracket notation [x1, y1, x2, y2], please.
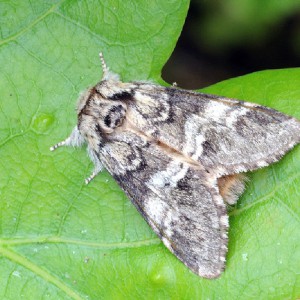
[85, 163, 103, 184]
[85, 146, 104, 184]
[50, 126, 85, 151]
[218, 173, 248, 205]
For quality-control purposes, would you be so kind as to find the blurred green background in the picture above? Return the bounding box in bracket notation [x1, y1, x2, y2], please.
[163, 0, 300, 88]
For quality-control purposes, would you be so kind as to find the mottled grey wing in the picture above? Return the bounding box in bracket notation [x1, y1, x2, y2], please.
[127, 86, 300, 176]
[99, 131, 228, 278]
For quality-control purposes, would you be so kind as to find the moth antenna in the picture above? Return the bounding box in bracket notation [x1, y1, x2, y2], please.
[50, 140, 66, 151]
[50, 127, 85, 151]
[99, 52, 109, 78]
[99, 52, 120, 81]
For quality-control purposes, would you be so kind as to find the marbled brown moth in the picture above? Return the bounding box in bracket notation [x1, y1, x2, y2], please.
[51, 53, 300, 278]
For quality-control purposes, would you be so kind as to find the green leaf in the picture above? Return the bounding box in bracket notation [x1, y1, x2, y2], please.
[0, 1, 299, 300]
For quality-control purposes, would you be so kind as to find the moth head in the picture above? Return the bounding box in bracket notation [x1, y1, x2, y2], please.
[76, 53, 130, 136]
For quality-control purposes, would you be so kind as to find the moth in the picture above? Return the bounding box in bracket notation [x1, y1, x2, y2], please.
[51, 53, 300, 279]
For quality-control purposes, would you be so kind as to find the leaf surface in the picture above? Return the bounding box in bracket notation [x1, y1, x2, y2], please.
[0, 1, 299, 299]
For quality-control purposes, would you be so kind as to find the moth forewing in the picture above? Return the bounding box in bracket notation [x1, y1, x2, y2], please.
[51, 53, 300, 278]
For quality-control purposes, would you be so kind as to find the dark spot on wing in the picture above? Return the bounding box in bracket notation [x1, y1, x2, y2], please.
[108, 91, 133, 101]
[104, 114, 111, 127]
